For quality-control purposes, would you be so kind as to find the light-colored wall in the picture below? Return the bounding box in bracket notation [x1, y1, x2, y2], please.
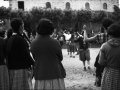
[9, 0, 119, 12]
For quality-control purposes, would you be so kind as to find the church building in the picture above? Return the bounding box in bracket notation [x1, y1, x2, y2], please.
[9, 0, 119, 12]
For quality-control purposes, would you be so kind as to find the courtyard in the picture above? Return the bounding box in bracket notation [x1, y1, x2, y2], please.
[62, 48, 101, 90]
[33, 48, 101, 90]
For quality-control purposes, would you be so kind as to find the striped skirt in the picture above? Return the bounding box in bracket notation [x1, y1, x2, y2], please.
[9, 69, 33, 90]
[34, 78, 65, 90]
[101, 67, 120, 90]
[0, 65, 9, 90]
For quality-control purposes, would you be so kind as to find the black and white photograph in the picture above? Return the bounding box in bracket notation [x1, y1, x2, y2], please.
[0, 0, 120, 90]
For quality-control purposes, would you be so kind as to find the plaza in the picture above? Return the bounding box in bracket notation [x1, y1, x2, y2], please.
[32, 48, 101, 90]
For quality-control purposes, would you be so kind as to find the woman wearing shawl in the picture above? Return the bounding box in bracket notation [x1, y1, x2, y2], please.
[98, 24, 120, 90]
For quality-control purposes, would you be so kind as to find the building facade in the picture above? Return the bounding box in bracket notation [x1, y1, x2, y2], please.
[9, 0, 119, 12]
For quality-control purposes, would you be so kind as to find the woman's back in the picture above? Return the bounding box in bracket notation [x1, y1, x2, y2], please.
[102, 39, 120, 68]
[31, 35, 62, 60]
[30, 35, 65, 80]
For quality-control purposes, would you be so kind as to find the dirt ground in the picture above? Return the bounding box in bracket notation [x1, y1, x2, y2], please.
[32, 48, 101, 90]
[62, 48, 101, 90]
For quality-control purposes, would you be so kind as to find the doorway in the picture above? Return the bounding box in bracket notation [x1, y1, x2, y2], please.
[18, 1, 24, 10]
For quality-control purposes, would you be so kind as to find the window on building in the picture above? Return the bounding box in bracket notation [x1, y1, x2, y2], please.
[85, 2, 90, 10]
[18, 1, 24, 10]
[103, 3, 107, 9]
[46, 2, 51, 8]
[66, 2, 70, 10]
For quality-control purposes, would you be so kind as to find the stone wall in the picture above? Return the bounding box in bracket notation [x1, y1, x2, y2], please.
[9, 0, 119, 12]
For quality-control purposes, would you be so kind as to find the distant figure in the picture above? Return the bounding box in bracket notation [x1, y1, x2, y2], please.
[5, 28, 13, 49]
[83, 25, 86, 30]
[69, 32, 76, 58]
[30, 18, 66, 90]
[4, 28, 13, 65]
[57, 31, 65, 48]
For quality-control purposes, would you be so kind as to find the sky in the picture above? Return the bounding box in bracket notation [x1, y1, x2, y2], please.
[0, 0, 9, 7]
[0, 0, 120, 8]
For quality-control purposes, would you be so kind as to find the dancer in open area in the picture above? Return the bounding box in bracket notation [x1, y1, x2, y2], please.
[98, 24, 120, 90]
[83, 17, 114, 87]
[74, 26, 91, 71]
[51, 29, 58, 39]
[63, 30, 71, 55]
[69, 32, 76, 58]
[0, 31, 9, 90]
[30, 18, 66, 90]
[7, 18, 34, 90]
[57, 31, 65, 48]
[74, 32, 79, 55]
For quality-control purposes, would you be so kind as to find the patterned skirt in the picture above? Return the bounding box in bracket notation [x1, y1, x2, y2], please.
[101, 67, 120, 90]
[9, 69, 33, 90]
[0, 65, 9, 90]
[34, 78, 65, 90]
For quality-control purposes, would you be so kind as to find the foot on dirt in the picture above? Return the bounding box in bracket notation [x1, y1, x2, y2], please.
[70, 55, 72, 57]
[73, 56, 75, 58]
[68, 52, 69, 55]
[84, 67, 87, 71]
[88, 66, 91, 70]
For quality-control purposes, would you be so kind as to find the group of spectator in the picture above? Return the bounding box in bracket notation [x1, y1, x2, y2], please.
[0, 18, 66, 90]
[53, 17, 120, 90]
[52, 29, 78, 57]
[52, 27, 91, 71]
[0, 16, 120, 90]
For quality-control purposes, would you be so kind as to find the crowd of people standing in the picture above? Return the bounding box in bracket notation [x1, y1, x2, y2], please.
[52, 26, 91, 71]
[0, 18, 66, 90]
[0, 16, 120, 90]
